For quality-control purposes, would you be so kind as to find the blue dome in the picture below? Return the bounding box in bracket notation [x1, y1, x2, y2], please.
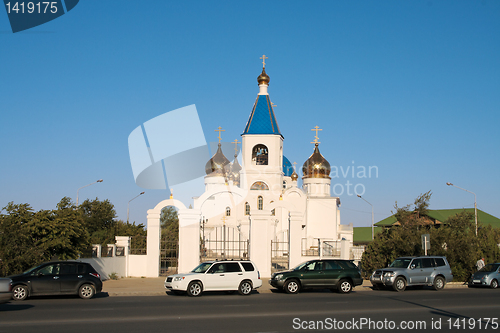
[283, 155, 293, 177]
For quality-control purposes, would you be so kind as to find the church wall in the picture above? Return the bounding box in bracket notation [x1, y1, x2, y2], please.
[305, 197, 339, 243]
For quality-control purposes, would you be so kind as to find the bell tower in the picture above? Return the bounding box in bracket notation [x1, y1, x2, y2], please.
[240, 56, 284, 193]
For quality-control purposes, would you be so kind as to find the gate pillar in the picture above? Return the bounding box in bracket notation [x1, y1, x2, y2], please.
[178, 208, 202, 273]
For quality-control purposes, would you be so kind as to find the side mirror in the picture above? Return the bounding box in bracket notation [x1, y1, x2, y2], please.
[37, 272, 44, 277]
[410, 264, 415, 270]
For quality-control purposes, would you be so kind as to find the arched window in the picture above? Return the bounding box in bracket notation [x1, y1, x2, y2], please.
[271, 209, 275, 216]
[250, 181, 269, 190]
[258, 196, 263, 210]
[283, 180, 287, 189]
[252, 144, 268, 165]
[225, 207, 231, 217]
[245, 202, 250, 215]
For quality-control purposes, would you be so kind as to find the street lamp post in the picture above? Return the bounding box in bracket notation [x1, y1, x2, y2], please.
[127, 191, 145, 223]
[76, 179, 103, 206]
[357, 195, 374, 240]
[446, 182, 477, 235]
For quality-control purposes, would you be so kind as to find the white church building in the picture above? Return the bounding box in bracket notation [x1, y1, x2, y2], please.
[85, 59, 355, 278]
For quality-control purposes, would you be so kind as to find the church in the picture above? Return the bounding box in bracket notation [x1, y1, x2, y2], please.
[171, 57, 354, 277]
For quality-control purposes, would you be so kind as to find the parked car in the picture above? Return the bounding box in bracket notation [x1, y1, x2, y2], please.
[164, 260, 262, 297]
[0, 278, 12, 304]
[269, 259, 363, 294]
[370, 256, 453, 292]
[10, 261, 102, 300]
[469, 263, 500, 289]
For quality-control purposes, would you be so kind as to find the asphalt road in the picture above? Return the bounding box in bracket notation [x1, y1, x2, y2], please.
[0, 287, 499, 333]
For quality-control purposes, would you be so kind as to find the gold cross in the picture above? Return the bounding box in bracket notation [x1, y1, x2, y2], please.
[215, 126, 225, 143]
[222, 215, 226, 225]
[260, 54, 268, 68]
[311, 126, 322, 144]
[271, 103, 277, 108]
[292, 162, 297, 170]
[233, 139, 240, 155]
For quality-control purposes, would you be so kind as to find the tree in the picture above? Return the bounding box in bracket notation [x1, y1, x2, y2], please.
[360, 193, 500, 281]
[79, 198, 118, 246]
[160, 206, 179, 242]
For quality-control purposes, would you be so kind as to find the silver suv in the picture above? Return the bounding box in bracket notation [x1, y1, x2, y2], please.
[370, 256, 453, 292]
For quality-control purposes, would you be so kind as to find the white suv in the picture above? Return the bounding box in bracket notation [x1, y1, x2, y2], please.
[164, 260, 262, 297]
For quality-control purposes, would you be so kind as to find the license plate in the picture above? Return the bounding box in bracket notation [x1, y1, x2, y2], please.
[473, 280, 480, 283]
[373, 276, 381, 281]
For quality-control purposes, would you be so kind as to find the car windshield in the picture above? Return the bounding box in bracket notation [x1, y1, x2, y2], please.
[191, 262, 213, 273]
[479, 264, 500, 273]
[293, 261, 311, 271]
[23, 264, 44, 275]
[389, 258, 412, 268]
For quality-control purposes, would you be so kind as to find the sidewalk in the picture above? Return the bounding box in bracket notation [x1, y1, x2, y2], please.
[102, 278, 467, 297]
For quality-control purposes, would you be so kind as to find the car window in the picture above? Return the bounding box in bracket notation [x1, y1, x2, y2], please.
[434, 258, 446, 267]
[36, 264, 60, 276]
[226, 263, 242, 272]
[191, 262, 213, 273]
[422, 258, 434, 268]
[241, 262, 254, 271]
[411, 259, 422, 269]
[325, 261, 342, 270]
[208, 263, 226, 273]
[479, 264, 500, 273]
[78, 264, 88, 274]
[305, 262, 317, 271]
[60, 264, 77, 275]
[336, 261, 356, 270]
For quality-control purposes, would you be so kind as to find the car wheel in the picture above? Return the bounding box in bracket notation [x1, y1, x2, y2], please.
[187, 281, 202, 297]
[433, 276, 445, 291]
[238, 280, 253, 296]
[79, 284, 95, 299]
[12, 285, 28, 301]
[393, 277, 406, 292]
[490, 279, 498, 289]
[338, 279, 353, 294]
[284, 279, 300, 294]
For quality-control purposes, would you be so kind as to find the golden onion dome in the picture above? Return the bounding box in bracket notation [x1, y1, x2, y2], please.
[257, 68, 270, 85]
[291, 170, 298, 181]
[302, 143, 331, 179]
[205, 144, 230, 176]
[230, 155, 242, 185]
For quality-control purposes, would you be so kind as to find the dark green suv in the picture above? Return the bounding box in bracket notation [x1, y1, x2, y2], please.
[269, 259, 363, 294]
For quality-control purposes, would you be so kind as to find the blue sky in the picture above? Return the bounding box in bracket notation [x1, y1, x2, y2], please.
[1, 1, 499, 228]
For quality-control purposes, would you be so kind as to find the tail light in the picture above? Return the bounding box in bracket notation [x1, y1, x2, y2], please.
[90, 272, 100, 279]
[8, 281, 12, 292]
[258, 271, 261, 279]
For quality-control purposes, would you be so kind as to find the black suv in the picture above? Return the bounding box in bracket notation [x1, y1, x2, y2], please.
[10, 261, 102, 300]
[269, 259, 363, 294]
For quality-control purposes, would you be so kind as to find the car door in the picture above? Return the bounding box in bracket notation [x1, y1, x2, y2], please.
[30, 263, 61, 295]
[408, 259, 426, 284]
[300, 261, 324, 287]
[59, 263, 81, 293]
[204, 263, 228, 290]
[223, 262, 244, 289]
[421, 258, 436, 283]
[323, 261, 343, 287]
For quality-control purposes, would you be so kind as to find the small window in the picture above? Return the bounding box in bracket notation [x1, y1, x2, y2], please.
[258, 196, 263, 210]
[283, 180, 287, 189]
[434, 258, 446, 267]
[78, 264, 88, 274]
[226, 263, 242, 272]
[422, 258, 434, 268]
[271, 208, 275, 216]
[241, 262, 255, 271]
[245, 202, 250, 215]
[252, 144, 268, 165]
[226, 207, 231, 216]
[60, 264, 77, 275]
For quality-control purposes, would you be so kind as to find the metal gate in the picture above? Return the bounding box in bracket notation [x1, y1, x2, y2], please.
[271, 240, 289, 273]
[201, 239, 249, 261]
[160, 240, 178, 276]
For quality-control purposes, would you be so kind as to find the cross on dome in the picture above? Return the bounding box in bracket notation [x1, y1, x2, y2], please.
[232, 139, 240, 155]
[215, 126, 225, 143]
[260, 54, 268, 68]
[311, 126, 322, 144]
